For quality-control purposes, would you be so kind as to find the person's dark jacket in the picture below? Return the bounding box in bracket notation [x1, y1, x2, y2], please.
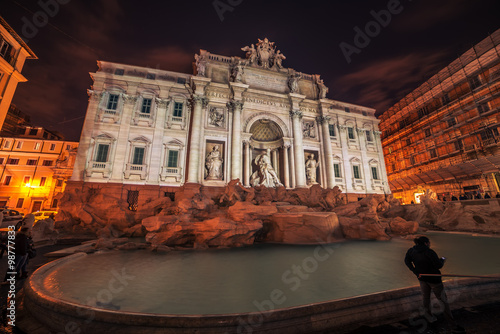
[14, 232, 28, 256]
[404, 244, 444, 283]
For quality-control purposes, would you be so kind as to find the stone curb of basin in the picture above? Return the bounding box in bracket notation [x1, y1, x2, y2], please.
[18, 253, 500, 334]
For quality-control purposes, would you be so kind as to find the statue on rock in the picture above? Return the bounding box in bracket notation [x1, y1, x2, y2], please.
[219, 179, 244, 205]
[205, 145, 223, 180]
[250, 152, 283, 188]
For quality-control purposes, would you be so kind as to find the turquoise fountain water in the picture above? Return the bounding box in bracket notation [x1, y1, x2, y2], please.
[41, 232, 500, 315]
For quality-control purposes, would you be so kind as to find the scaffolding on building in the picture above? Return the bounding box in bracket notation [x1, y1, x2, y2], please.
[379, 29, 500, 201]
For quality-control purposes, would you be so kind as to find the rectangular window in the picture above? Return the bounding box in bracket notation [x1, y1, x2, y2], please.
[167, 150, 179, 168]
[27, 159, 37, 165]
[50, 143, 56, 151]
[7, 158, 19, 165]
[353, 165, 361, 179]
[40, 177, 46, 187]
[334, 164, 341, 178]
[344, 107, 351, 113]
[23, 176, 30, 185]
[371, 167, 379, 180]
[141, 98, 152, 114]
[114, 69, 124, 75]
[0, 38, 13, 63]
[365, 130, 373, 142]
[4, 140, 11, 148]
[441, 93, 450, 105]
[66, 144, 72, 150]
[29, 128, 38, 135]
[477, 104, 490, 114]
[146, 73, 156, 80]
[107, 94, 119, 110]
[173, 102, 183, 118]
[447, 118, 457, 127]
[95, 144, 109, 162]
[56, 179, 63, 187]
[16, 141, 23, 149]
[4, 175, 11, 185]
[0, 158, 4, 165]
[34, 142, 41, 150]
[42, 160, 53, 166]
[469, 75, 481, 90]
[328, 124, 336, 137]
[425, 128, 431, 137]
[52, 198, 58, 208]
[16, 198, 24, 209]
[348, 127, 355, 140]
[132, 147, 145, 165]
[430, 148, 437, 159]
[454, 140, 463, 151]
[127, 190, 139, 211]
[406, 138, 411, 146]
[410, 156, 416, 165]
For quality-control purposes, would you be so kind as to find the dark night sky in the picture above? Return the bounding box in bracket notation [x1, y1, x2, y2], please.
[1, 0, 499, 141]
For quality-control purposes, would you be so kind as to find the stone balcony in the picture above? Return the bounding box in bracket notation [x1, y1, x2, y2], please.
[85, 161, 111, 178]
[124, 163, 147, 180]
[160, 166, 182, 182]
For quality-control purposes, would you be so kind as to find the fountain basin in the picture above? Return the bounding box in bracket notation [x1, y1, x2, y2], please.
[21, 233, 500, 333]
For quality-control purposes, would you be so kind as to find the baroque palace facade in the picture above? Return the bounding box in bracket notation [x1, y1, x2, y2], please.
[71, 39, 389, 203]
[379, 29, 500, 204]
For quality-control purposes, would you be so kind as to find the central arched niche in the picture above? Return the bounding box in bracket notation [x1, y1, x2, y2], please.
[249, 119, 283, 142]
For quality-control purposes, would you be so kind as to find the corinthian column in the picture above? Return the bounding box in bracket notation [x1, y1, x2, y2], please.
[228, 100, 243, 181]
[290, 110, 306, 187]
[317, 116, 335, 188]
[187, 95, 208, 183]
[244, 140, 250, 186]
[283, 144, 290, 188]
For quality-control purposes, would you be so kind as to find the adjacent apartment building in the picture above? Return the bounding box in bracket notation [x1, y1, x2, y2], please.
[379, 29, 500, 204]
[0, 133, 78, 214]
[71, 38, 390, 206]
[0, 16, 37, 130]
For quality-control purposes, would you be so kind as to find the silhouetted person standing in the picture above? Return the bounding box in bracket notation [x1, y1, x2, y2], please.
[404, 236, 465, 333]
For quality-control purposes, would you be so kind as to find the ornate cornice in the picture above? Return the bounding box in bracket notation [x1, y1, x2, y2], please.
[123, 94, 138, 104]
[155, 97, 171, 108]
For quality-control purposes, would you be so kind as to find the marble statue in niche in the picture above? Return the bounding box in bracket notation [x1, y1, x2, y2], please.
[305, 154, 320, 185]
[205, 145, 223, 180]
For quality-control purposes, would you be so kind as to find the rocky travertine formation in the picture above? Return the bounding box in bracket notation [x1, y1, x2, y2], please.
[55, 181, 497, 249]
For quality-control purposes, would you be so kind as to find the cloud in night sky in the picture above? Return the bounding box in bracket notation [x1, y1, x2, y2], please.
[332, 50, 448, 114]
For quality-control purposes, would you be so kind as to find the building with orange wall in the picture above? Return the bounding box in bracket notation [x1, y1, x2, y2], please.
[0, 16, 37, 130]
[379, 29, 500, 204]
[0, 135, 78, 214]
